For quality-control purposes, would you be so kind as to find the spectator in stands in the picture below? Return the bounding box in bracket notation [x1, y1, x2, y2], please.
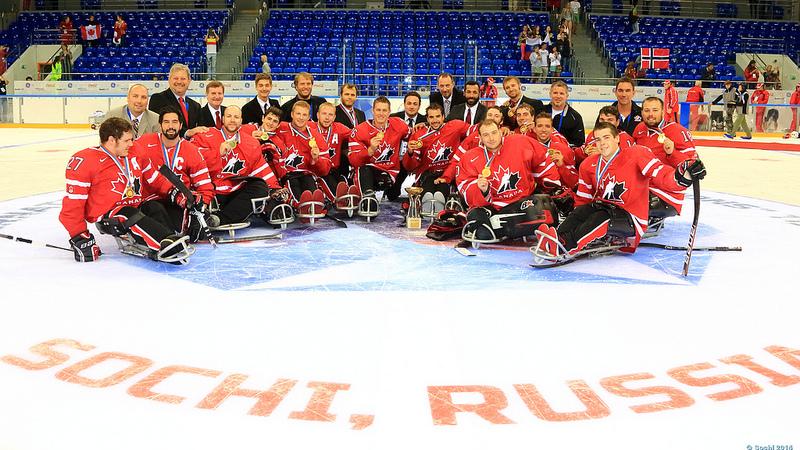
[198, 80, 226, 129]
[49, 56, 63, 81]
[700, 63, 716, 88]
[281, 72, 326, 121]
[542, 25, 553, 46]
[429, 72, 466, 118]
[610, 77, 643, 135]
[148, 63, 203, 138]
[743, 60, 760, 90]
[335, 83, 365, 128]
[543, 80, 585, 147]
[532, 43, 549, 83]
[82, 15, 101, 48]
[59, 15, 74, 33]
[113, 15, 127, 46]
[205, 28, 220, 80]
[549, 47, 562, 81]
[624, 61, 637, 82]
[527, 26, 542, 52]
[561, 7, 574, 36]
[751, 82, 769, 133]
[569, 0, 581, 24]
[555, 31, 571, 72]
[260, 54, 271, 74]
[59, 44, 73, 81]
[663, 79, 678, 122]
[629, 0, 640, 34]
[763, 63, 780, 90]
[686, 80, 706, 131]
[106, 84, 160, 139]
[242, 73, 280, 125]
[518, 25, 531, 60]
[786, 83, 800, 138]
[500, 75, 544, 128]
[480, 77, 498, 107]
[0, 46, 8, 75]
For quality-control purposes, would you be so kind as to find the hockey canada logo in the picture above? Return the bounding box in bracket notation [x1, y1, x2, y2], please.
[495, 166, 521, 195]
[601, 176, 627, 203]
[222, 157, 245, 175]
[110, 174, 142, 198]
[374, 143, 394, 163]
[284, 150, 305, 169]
[428, 142, 453, 164]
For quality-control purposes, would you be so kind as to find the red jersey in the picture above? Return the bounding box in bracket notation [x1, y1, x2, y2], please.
[575, 144, 686, 249]
[59, 146, 170, 238]
[790, 88, 800, 106]
[538, 132, 578, 191]
[191, 128, 278, 194]
[403, 120, 471, 177]
[132, 133, 214, 204]
[348, 117, 410, 178]
[274, 122, 332, 178]
[751, 88, 769, 106]
[576, 130, 634, 166]
[448, 123, 482, 181]
[632, 121, 696, 168]
[311, 121, 351, 171]
[664, 85, 679, 117]
[456, 134, 560, 210]
[686, 86, 704, 103]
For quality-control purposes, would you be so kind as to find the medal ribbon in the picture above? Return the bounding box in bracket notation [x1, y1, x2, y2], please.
[160, 137, 182, 171]
[316, 123, 332, 143]
[99, 145, 132, 191]
[594, 148, 620, 196]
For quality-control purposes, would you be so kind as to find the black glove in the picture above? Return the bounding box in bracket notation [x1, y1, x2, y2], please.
[675, 159, 707, 188]
[69, 231, 101, 262]
[168, 188, 195, 209]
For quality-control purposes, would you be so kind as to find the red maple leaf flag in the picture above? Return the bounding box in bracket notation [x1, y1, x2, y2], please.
[640, 48, 670, 70]
[80, 24, 101, 41]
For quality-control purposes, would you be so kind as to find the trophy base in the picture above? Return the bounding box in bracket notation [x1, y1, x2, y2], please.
[406, 217, 422, 229]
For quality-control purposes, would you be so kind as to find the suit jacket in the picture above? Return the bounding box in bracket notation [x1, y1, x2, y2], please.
[198, 104, 227, 129]
[335, 104, 366, 128]
[241, 96, 280, 125]
[446, 102, 487, 125]
[389, 111, 427, 126]
[429, 88, 467, 117]
[147, 88, 201, 137]
[500, 95, 545, 128]
[281, 95, 327, 122]
[105, 105, 160, 139]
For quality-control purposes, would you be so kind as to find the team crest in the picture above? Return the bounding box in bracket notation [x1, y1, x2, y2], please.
[494, 165, 521, 195]
[222, 157, 245, 175]
[428, 142, 453, 164]
[601, 176, 627, 203]
[110, 174, 142, 198]
[284, 148, 305, 169]
[374, 143, 394, 163]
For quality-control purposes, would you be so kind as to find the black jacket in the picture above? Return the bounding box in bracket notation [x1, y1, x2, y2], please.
[609, 100, 643, 135]
[446, 103, 487, 125]
[281, 95, 327, 122]
[500, 95, 545, 128]
[148, 88, 202, 137]
[197, 104, 226, 129]
[543, 103, 585, 148]
[335, 104, 367, 128]
[429, 89, 467, 116]
[390, 111, 427, 126]
[241, 96, 280, 125]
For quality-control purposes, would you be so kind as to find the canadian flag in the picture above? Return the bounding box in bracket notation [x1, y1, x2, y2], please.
[80, 24, 101, 41]
[640, 47, 670, 70]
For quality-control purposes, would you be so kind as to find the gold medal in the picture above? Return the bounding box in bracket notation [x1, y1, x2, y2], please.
[376, 132, 384, 140]
[415, 140, 423, 147]
[547, 149, 555, 157]
[124, 185, 135, 198]
[520, 125, 528, 134]
[507, 109, 514, 117]
[309, 138, 318, 149]
[259, 133, 270, 141]
[225, 139, 237, 149]
[657, 133, 666, 144]
[481, 167, 491, 178]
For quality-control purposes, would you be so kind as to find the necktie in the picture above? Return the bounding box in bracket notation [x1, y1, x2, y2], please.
[444, 99, 451, 117]
[179, 97, 189, 124]
[132, 117, 139, 137]
[264, 102, 269, 115]
[465, 107, 472, 124]
[215, 110, 222, 129]
[407, 117, 414, 127]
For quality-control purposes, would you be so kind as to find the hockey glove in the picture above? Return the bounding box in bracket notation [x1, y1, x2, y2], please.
[69, 231, 101, 262]
[675, 159, 707, 188]
[168, 188, 196, 209]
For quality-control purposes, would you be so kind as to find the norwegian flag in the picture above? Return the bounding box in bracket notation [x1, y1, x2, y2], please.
[80, 24, 101, 41]
[640, 47, 670, 70]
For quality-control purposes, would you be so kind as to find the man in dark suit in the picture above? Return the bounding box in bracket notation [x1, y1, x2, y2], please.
[281, 72, 327, 122]
[428, 72, 467, 118]
[386, 91, 427, 201]
[147, 63, 203, 138]
[334, 83, 366, 128]
[446, 80, 487, 125]
[499, 75, 545, 129]
[241, 73, 280, 125]
[197, 80, 226, 129]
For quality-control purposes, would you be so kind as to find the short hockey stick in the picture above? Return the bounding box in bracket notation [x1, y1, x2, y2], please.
[158, 164, 217, 248]
[0, 232, 72, 252]
[682, 180, 701, 276]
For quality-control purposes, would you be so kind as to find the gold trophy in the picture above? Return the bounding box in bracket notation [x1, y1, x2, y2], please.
[405, 186, 423, 229]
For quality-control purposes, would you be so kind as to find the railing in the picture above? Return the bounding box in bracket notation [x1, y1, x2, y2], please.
[25, 0, 233, 11]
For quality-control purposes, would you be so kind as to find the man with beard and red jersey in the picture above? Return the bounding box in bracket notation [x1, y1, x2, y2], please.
[59, 117, 193, 264]
[132, 108, 214, 243]
[348, 96, 411, 217]
[314, 102, 353, 203]
[576, 106, 635, 166]
[534, 123, 706, 263]
[455, 120, 561, 244]
[531, 112, 577, 191]
[402, 103, 471, 211]
[191, 105, 280, 226]
[274, 101, 332, 217]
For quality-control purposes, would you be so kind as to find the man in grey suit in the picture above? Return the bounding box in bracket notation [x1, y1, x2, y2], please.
[105, 84, 160, 139]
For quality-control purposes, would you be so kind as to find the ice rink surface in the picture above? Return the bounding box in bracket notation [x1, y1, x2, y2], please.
[1, 127, 799, 450]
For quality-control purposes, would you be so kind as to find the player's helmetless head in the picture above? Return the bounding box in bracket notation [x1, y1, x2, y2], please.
[426, 104, 444, 129]
[534, 114, 553, 143]
[614, 79, 634, 106]
[515, 104, 533, 125]
[549, 82, 569, 109]
[294, 73, 314, 99]
[223, 105, 242, 133]
[478, 120, 502, 151]
[317, 102, 335, 127]
[100, 117, 134, 157]
[372, 97, 391, 125]
[255, 73, 273, 100]
[642, 97, 664, 126]
[464, 82, 480, 107]
[403, 92, 421, 117]
[503, 76, 521, 99]
[486, 106, 503, 125]
[205, 81, 225, 109]
[593, 123, 621, 159]
[159, 111, 182, 141]
[663, 80, 671, 88]
[291, 101, 311, 128]
[126, 84, 149, 116]
[437, 73, 454, 98]
[340, 84, 358, 107]
[597, 105, 620, 127]
[168, 64, 191, 97]
[262, 108, 282, 132]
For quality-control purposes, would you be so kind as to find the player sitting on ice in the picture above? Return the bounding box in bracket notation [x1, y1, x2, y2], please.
[312, 102, 355, 212]
[274, 101, 332, 221]
[133, 108, 215, 243]
[513, 103, 538, 139]
[403, 103, 471, 216]
[348, 96, 411, 219]
[59, 117, 194, 264]
[191, 105, 289, 227]
[533, 122, 706, 266]
[455, 120, 562, 246]
[576, 106, 636, 166]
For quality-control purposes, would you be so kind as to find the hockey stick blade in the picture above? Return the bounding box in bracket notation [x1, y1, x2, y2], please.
[325, 212, 348, 228]
[682, 180, 701, 277]
[454, 240, 475, 256]
[158, 164, 217, 248]
[0, 232, 72, 252]
[215, 232, 283, 244]
[639, 242, 742, 252]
